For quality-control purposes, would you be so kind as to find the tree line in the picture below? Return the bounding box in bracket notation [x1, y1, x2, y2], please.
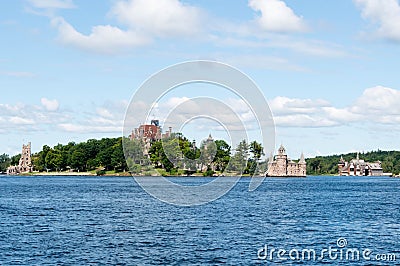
[124, 133, 265, 176]
[0, 134, 266, 176]
[0, 138, 126, 174]
[2, 136, 399, 176]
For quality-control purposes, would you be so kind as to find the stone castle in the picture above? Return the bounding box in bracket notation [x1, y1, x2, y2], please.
[7, 142, 33, 175]
[265, 145, 306, 177]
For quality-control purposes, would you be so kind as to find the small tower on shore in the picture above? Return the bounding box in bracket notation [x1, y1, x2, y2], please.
[7, 142, 33, 175]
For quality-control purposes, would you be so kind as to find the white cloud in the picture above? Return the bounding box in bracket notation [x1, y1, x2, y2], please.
[269, 86, 400, 127]
[96, 107, 114, 119]
[349, 86, 400, 124]
[273, 114, 338, 128]
[0, 100, 68, 134]
[56, 100, 128, 134]
[110, 0, 203, 37]
[46, 0, 203, 54]
[0, 99, 128, 135]
[27, 0, 75, 9]
[9, 116, 35, 125]
[29, 0, 348, 58]
[351, 86, 400, 114]
[58, 123, 122, 134]
[355, 0, 400, 42]
[41, 97, 59, 111]
[322, 107, 361, 123]
[51, 17, 150, 54]
[249, 0, 307, 33]
[269, 97, 330, 116]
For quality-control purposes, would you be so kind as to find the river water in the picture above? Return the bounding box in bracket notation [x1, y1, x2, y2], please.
[0, 176, 398, 265]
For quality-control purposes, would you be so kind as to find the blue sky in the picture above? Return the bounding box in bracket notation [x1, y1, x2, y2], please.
[1, 0, 400, 159]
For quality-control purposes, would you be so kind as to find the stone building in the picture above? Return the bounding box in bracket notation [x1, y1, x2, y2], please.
[7, 142, 33, 175]
[130, 120, 172, 142]
[338, 153, 384, 176]
[130, 120, 173, 157]
[265, 145, 306, 177]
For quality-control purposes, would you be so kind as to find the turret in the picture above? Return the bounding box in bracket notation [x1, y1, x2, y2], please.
[338, 155, 345, 176]
[299, 152, 306, 164]
[278, 144, 286, 155]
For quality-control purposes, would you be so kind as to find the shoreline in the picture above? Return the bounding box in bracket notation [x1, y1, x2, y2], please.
[4, 172, 399, 178]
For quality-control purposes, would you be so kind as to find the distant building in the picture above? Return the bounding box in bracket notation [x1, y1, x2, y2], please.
[338, 153, 384, 176]
[7, 142, 33, 175]
[130, 120, 172, 142]
[266, 145, 306, 177]
[130, 120, 173, 157]
[199, 134, 216, 172]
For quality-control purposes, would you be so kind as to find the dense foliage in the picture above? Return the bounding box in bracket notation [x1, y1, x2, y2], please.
[32, 137, 127, 173]
[306, 150, 400, 175]
[2, 134, 264, 176]
[0, 154, 11, 173]
[0, 153, 22, 173]
[3, 135, 399, 176]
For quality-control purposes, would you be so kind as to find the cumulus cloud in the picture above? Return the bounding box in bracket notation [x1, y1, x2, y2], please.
[41, 97, 59, 111]
[351, 85, 400, 115]
[51, 17, 150, 54]
[0, 101, 68, 133]
[57, 100, 128, 134]
[249, 0, 307, 33]
[110, 0, 203, 37]
[269, 86, 400, 127]
[28, 0, 326, 55]
[269, 97, 330, 116]
[40, 0, 203, 54]
[0, 99, 129, 136]
[140, 97, 265, 133]
[9, 116, 35, 125]
[355, 0, 400, 42]
[124, 87, 400, 132]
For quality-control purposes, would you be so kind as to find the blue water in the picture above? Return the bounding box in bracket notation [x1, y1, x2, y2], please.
[0, 176, 399, 265]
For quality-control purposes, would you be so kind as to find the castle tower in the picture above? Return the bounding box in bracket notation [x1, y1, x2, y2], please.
[276, 144, 288, 176]
[298, 152, 307, 176]
[7, 142, 33, 175]
[338, 155, 345, 176]
[265, 145, 306, 177]
[19, 142, 32, 172]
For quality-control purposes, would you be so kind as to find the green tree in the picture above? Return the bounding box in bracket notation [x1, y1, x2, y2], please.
[213, 140, 231, 172]
[10, 154, 21, 166]
[228, 140, 249, 174]
[0, 154, 11, 172]
[70, 147, 86, 172]
[45, 149, 63, 171]
[111, 138, 127, 172]
[248, 141, 264, 175]
[123, 138, 147, 165]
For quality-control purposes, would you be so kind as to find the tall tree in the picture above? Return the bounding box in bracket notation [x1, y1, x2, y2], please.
[213, 140, 231, 172]
[248, 141, 264, 175]
[0, 154, 11, 172]
[228, 140, 249, 174]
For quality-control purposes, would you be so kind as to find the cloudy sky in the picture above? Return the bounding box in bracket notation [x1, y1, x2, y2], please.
[1, 0, 400, 158]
